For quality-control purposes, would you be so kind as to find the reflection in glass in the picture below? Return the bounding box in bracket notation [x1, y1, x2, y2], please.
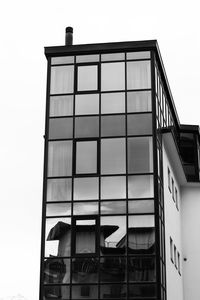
[50, 95, 73, 116]
[46, 203, 71, 216]
[72, 257, 98, 283]
[47, 178, 72, 202]
[76, 141, 97, 174]
[101, 138, 126, 174]
[128, 137, 153, 173]
[128, 200, 154, 214]
[73, 202, 98, 215]
[75, 94, 99, 115]
[127, 114, 152, 135]
[100, 216, 126, 249]
[100, 257, 126, 282]
[101, 92, 125, 114]
[101, 53, 125, 61]
[100, 284, 126, 298]
[128, 215, 155, 228]
[75, 219, 96, 254]
[50, 66, 74, 94]
[127, 91, 151, 112]
[49, 117, 73, 139]
[51, 56, 74, 64]
[127, 61, 151, 90]
[128, 175, 154, 198]
[77, 65, 98, 91]
[48, 141, 72, 176]
[43, 285, 70, 300]
[101, 176, 126, 199]
[75, 117, 99, 137]
[74, 177, 99, 200]
[45, 217, 71, 257]
[101, 115, 125, 137]
[101, 201, 126, 215]
[129, 283, 156, 297]
[101, 62, 125, 91]
[44, 258, 71, 283]
[72, 285, 98, 299]
[126, 51, 150, 60]
[128, 256, 156, 282]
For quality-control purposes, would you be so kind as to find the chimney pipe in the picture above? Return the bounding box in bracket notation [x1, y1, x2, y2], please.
[65, 27, 73, 45]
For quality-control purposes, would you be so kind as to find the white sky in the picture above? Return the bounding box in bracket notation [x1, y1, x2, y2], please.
[0, 0, 200, 299]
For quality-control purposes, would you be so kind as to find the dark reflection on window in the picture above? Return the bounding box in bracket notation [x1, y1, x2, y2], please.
[43, 285, 70, 300]
[128, 257, 156, 282]
[75, 117, 99, 138]
[101, 115, 125, 137]
[72, 257, 98, 283]
[72, 284, 98, 299]
[44, 258, 71, 284]
[74, 219, 96, 254]
[45, 217, 71, 257]
[100, 284, 126, 298]
[49, 118, 73, 139]
[129, 283, 156, 297]
[100, 257, 126, 282]
[101, 201, 126, 215]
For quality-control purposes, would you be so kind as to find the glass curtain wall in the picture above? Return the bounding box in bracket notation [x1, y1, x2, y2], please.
[41, 51, 158, 299]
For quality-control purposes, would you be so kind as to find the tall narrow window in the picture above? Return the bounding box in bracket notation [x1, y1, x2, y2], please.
[170, 237, 173, 263]
[177, 252, 181, 274]
[172, 178, 175, 201]
[168, 168, 171, 192]
[175, 187, 179, 210]
[76, 64, 99, 92]
[174, 245, 177, 268]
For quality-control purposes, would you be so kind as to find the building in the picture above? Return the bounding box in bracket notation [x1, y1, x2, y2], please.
[40, 27, 200, 300]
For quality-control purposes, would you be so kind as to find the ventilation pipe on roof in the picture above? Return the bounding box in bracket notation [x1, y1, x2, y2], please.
[65, 27, 73, 45]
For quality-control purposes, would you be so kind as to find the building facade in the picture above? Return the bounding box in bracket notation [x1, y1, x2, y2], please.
[40, 28, 200, 300]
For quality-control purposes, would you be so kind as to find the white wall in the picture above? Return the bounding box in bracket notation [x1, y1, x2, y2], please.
[181, 186, 200, 300]
[163, 145, 183, 300]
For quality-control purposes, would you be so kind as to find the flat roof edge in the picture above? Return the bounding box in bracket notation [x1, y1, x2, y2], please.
[44, 39, 158, 57]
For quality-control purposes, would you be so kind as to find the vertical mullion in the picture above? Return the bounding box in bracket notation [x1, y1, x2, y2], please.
[125, 52, 128, 299]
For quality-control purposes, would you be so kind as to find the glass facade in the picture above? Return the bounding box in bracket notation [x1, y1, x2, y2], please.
[41, 48, 167, 300]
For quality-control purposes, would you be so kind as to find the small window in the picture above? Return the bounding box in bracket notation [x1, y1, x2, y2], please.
[76, 64, 99, 92]
[74, 139, 99, 175]
[174, 245, 177, 268]
[177, 252, 181, 274]
[72, 217, 98, 255]
[172, 178, 175, 201]
[175, 187, 179, 210]
[170, 237, 173, 263]
[168, 168, 171, 192]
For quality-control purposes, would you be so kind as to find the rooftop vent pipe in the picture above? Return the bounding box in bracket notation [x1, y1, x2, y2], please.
[65, 27, 73, 45]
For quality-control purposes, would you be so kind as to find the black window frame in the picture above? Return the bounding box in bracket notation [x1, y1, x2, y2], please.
[73, 138, 100, 176]
[72, 215, 99, 257]
[75, 62, 100, 94]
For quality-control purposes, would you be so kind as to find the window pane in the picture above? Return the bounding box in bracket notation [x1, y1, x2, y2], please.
[127, 51, 150, 60]
[76, 141, 97, 174]
[128, 200, 154, 214]
[101, 92, 125, 114]
[48, 141, 72, 176]
[73, 202, 99, 215]
[101, 115, 125, 137]
[128, 137, 153, 173]
[75, 117, 99, 137]
[128, 175, 154, 198]
[77, 65, 98, 91]
[127, 61, 151, 90]
[43, 285, 70, 299]
[127, 91, 151, 112]
[51, 56, 74, 64]
[72, 285, 98, 299]
[49, 118, 73, 139]
[47, 178, 72, 202]
[101, 201, 126, 214]
[72, 258, 98, 283]
[74, 177, 99, 200]
[46, 203, 71, 216]
[45, 217, 71, 257]
[101, 138, 126, 174]
[127, 114, 152, 135]
[100, 284, 126, 299]
[76, 54, 99, 62]
[101, 53, 125, 61]
[101, 216, 126, 249]
[44, 258, 71, 284]
[75, 219, 97, 254]
[129, 284, 156, 297]
[128, 215, 155, 228]
[101, 176, 126, 199]
[100, 257, 126, 282]
[128, 256, 156, 282]
[101, 62, 125, 91]
[50, 66, 74, 94]
[75, 94, 99, 115]
[50, 95, 73, 116]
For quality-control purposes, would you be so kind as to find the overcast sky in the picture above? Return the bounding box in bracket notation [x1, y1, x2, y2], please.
[0, 0, 200, 299]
